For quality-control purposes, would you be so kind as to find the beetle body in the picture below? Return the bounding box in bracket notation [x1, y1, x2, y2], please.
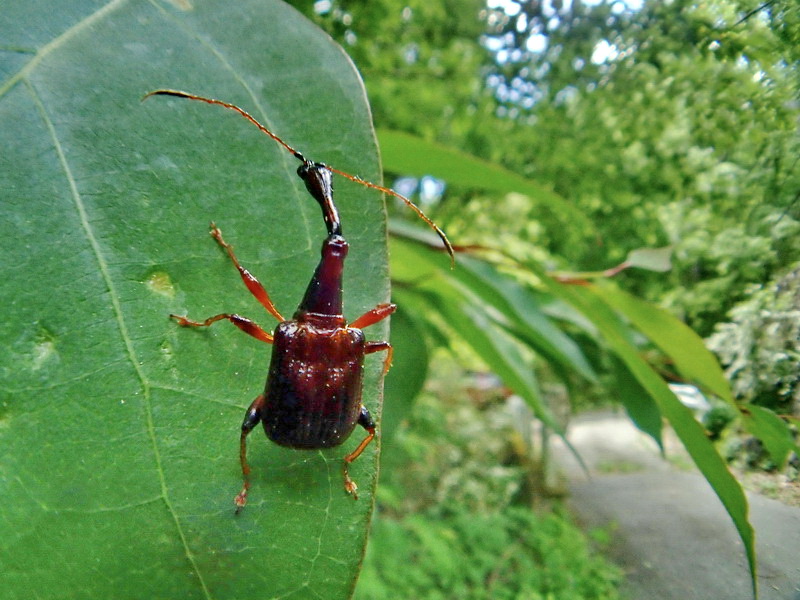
[169, 179, 393, 512]
[264, 317, 365, 449]
[257, 230, 378, 452]
[260, 232, 364, 449]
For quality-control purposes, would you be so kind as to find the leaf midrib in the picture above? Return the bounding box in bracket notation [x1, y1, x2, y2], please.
[27, 77, 213, 600]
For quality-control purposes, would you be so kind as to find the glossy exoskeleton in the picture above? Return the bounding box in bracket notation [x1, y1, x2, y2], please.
[145, 90, 453, 512]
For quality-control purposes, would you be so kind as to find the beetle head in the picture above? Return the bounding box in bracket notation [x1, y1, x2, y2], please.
[297, 161, 342, 237]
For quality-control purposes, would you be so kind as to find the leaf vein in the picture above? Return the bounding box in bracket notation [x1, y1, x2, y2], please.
[26, 79, 214, 600]
[0, 0, 129, 98]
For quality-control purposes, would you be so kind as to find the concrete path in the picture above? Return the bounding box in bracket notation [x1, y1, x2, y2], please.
[551, 411, 800, 600]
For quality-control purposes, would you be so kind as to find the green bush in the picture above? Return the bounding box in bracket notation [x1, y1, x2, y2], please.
[659, 204, 800, 336]
[355, 363, 623, 600]
[702, 403, 739, 440]
[356, 507, 622, 600]
[379, 365, 530, 515]
[706, 262, 800, 413]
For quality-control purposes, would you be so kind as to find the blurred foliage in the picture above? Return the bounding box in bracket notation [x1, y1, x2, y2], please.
[290, 0, 492, 142]
[386, 229, 763, 587]
[380, 367, 529, 514]
[293, 0, 800, 339]
[355, 358, 623, 600]
[358, 507, 622, 600]
[707, 262, 800, 413]
[704, 402, 740, 441]
[379, 359, 535, 514]
[494, 0, 800, 337]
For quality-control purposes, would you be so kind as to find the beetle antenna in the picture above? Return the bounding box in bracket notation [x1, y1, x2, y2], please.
[143, 89, 454, 265]
[327, 166, 454, 266]
[143, 89, 306, 161]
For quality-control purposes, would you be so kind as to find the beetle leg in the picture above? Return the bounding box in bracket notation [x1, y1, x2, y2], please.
[350, 302, 396, 329]
[171, 313, 274, 344]
[342, 405, 376, 500]
[235, 393, 265, 514]
[210, 223, 285, 322]
[365, 340, 393, 375]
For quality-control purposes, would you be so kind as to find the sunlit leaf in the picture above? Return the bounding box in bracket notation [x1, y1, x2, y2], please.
[377, 128, 590, 226]
[1, 2, 389, 598]
[598, 282, 734, 404]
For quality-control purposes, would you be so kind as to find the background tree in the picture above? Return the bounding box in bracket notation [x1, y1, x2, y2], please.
[298, 0, 800, 338]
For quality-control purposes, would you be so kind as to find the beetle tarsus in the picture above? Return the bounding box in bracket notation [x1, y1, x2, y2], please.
[343, 473, 359, 500]
[341, 406, 377, 499]
[365, 340, 394, 375]
[170, 312, 274, 344]
[234, 485, 249, 514]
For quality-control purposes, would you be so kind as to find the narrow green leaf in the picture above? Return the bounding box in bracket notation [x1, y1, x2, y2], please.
[428, 285, 559, 429]
[1, 2, 389, 598]
[381, 306, 429, 444]
[390, 238, 572, 441]
[455, 255, 597, 382]
[741, 405, 800, 469]
[607, 355, 664, 450]
[544, 280, 757, 597]
[377, 128, 589, 225]
[598, 281, 734, 404]
[389, 226, 596, 382]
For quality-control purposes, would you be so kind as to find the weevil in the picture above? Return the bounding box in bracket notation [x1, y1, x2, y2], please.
[144, 90, 453, 512]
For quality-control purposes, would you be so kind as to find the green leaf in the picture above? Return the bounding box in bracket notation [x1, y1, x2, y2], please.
[389, 222, 596, 382]
[544, 280, 758, 597]
[1, 2, 390, 598]
[454, 255, 597, 382]
[376, 128, 589, 225]
[741, 405, 800, 469]
[598, 281, 734, 404]
[381, 306, 428, 445]
[389, 237, 570, 439]
[607, 355, 664, 450]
